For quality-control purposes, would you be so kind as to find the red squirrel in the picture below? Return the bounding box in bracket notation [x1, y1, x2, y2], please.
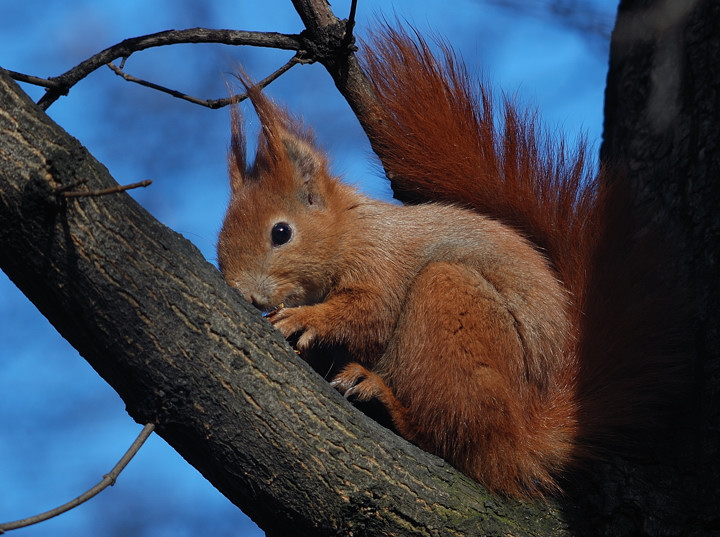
[217, 27, 682, 497]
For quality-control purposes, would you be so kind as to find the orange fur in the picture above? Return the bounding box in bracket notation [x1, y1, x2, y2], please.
[217, 28, 683, 497]
[360, 26, 685, 445]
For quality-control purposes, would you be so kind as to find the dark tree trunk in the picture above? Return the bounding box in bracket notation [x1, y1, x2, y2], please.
[596, 0, 720, 534]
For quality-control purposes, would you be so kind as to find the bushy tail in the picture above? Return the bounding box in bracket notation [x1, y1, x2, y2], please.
[360, 26, 600, 313]
[360, 26, 687, 461]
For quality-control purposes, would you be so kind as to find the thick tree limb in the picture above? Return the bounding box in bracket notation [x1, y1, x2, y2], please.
[290, 0, 382, 131]
[0, 67, 575, 536]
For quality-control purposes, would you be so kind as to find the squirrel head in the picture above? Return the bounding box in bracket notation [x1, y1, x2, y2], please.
[217, 85, 352, 311]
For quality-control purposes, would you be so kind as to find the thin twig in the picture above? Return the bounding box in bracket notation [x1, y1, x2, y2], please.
[52, 178, 88, 194]
[343, 0, 359, 48]
[107, 54, 301, 109]
[106, 62, 227, 108]
[0, 423, 155, 534]
[348, 0, 358, 25]
[25, 28, 304, 110]
[60, 179, 152, 198]
[3, 70, 65, 90]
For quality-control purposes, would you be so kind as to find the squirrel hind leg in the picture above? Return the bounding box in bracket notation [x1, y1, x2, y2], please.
[375, 261, 575, 496]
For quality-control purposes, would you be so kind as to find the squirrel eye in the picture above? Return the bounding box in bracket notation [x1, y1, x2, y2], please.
[271, 222, 293, 246]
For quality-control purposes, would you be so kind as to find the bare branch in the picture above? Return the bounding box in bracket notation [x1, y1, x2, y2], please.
[341, 0, 359, 50]
[107, 54, 302, 109]
[27, 28, 304, 110]
[58, 179, 153, 198]
[0, 424, 155, 533]
[291, 0, 340, 36]
[3, 70, 64, 89]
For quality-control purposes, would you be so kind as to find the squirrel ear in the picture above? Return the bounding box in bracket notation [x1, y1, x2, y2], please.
[231, 79, 330, 206]
[281, 134, 327, 208]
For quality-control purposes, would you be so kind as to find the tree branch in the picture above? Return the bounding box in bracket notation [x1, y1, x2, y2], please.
[106, 55, 301, 109]
[0, 67, 574, 536]
[19, 28, 304, 110]
[288, 0, 388, 174]
[0, 424, 155, 533]
[4, 69, 65, 90]
[57, 179, 152, 198]
[1, 2, 572, 535]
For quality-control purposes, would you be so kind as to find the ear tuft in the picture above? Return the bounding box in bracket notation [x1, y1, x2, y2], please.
[228, 103, 247, 195]
[228, 73, 331, 207]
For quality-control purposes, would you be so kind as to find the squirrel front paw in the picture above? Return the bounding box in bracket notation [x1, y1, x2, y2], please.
[266, 305, 322, 351]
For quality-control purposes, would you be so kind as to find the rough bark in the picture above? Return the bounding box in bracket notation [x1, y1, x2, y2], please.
[0, 67, 576, 536]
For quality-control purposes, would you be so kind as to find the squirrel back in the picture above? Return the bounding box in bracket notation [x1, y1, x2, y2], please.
[360, 26, 686, 451]
[217, 26, 686, 497]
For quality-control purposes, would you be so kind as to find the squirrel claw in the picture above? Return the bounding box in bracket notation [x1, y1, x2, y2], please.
[331, 363, 385, 402]
[267, 306, 318, 351]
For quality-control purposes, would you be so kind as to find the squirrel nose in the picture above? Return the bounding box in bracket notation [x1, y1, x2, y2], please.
[246, 292, 272, 312]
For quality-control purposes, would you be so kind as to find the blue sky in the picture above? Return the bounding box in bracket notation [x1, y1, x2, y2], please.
[0, 1, 614, 535]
